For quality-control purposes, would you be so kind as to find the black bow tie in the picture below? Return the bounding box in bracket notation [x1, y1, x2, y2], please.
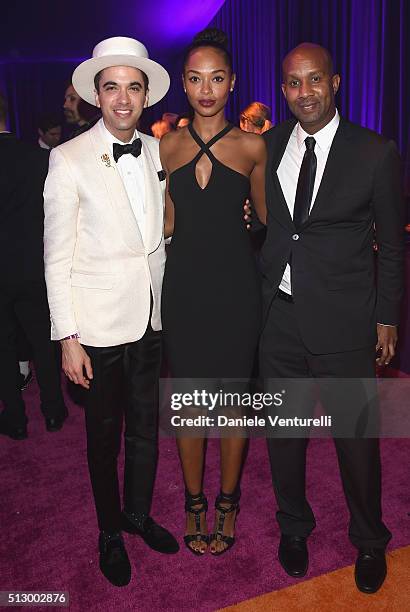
[113, 138, 142, 162]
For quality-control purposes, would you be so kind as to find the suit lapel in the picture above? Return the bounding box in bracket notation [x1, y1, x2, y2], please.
[268, 121, 296, 228]
[304, 118, 351, 225]
[140, 135, 163, 254]
[89, 120, 144, 253]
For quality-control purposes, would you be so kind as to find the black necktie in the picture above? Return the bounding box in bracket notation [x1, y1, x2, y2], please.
[293, 136, 317, 230]
[113, 138, 142, 163]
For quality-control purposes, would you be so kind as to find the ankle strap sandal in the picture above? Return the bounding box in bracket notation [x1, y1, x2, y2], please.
[210, 489, 240, 556]
[183, 491, 209, 556]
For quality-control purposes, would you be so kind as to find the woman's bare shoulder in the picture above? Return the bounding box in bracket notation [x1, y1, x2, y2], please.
[160, 128, 188, 161]
[230, 127, 266, 157]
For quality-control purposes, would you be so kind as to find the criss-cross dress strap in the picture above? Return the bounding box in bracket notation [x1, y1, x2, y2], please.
[188, 122, 234, 162]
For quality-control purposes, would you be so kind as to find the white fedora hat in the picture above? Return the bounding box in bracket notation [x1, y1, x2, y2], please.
[72, 36, 170, 107]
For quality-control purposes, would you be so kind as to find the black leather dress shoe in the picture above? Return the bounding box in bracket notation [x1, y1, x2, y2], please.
[0, 415, 27, 440]
[99, 532, 131, 587]
[45, 409, 68, 432]
[355, 548, 387, 593]
[278, 535, 308, 577]
[121, 512, 179, 554]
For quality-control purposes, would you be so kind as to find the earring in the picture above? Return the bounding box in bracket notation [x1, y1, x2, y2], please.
[230, 88, 234, 92]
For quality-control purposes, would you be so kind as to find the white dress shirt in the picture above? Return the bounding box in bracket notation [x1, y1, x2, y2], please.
[277, 110, 340, 294]
[38, 137, 50, 150]
[100, 120, 146, 244]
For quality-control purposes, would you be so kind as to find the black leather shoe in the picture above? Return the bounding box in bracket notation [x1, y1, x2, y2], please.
[0, 415, 27, 440]
[121, 512, 179, 554]
[278, 535, 308, 577]
[45, 409, 68, 432]
[355, 548, 387, 594]
[98, 532, 131, 587]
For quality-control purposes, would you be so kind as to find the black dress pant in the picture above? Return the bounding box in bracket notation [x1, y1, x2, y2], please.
[259, 294, 391, 550]
[83, 323, 161, 533]
[16, 323, 32, 361]
[0, 279, 65, 426]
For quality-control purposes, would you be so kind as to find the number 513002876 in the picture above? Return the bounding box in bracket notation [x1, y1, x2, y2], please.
[0, 592, 69, 606]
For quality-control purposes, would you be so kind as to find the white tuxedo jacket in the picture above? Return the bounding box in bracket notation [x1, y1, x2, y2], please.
[44, 119, 166, 347]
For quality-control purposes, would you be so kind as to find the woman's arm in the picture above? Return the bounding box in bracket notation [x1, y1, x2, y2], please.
[159, 135, 175, 238]
[164, 178, 175, 239]
[249, 135, 267, 225]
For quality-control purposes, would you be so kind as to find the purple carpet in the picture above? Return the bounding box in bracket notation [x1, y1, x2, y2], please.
[1, 376, 409, 611]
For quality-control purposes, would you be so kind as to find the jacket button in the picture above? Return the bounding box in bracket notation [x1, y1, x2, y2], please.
[292, 233, 299, 241]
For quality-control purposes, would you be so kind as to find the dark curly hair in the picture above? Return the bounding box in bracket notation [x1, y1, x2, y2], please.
[183, 28, 233, 73]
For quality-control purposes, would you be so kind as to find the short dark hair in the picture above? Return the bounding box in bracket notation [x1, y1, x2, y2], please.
[94, 68, 149, 92]
[38, 112, 62, 133]
[0, 90, 8, 123]
[282, 43, 335, 80]
[183, 28, 233, 74]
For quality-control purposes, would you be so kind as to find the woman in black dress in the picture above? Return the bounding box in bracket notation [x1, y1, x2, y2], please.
[160, 29, 267, 555]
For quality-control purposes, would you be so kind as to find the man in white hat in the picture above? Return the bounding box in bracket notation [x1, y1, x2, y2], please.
[43, 37, 178, 587]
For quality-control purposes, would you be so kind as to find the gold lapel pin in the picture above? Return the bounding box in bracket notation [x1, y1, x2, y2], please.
[101, 153, 113, 168]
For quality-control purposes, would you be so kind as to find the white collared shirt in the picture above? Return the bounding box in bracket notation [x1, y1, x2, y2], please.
[100, 120, 146, 244]
[38, 137, 50, 150]
[277, 110, 340, 294]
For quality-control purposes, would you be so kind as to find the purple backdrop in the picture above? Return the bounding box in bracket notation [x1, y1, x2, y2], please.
[1, 0, 409, 172]
[0, 0, 226, 138]
[208, 0, 410, 164]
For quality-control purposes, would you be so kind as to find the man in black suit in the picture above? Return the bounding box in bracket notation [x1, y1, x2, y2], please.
[260, 44, 404, 593]
[0, 91, 67, 439]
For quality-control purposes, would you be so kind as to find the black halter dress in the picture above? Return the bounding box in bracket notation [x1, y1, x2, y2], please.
[161, 122, 261, 379]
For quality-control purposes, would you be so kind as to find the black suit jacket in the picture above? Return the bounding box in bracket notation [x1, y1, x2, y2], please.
[261, 117, 405, 354]
[0, 133, 49, 281]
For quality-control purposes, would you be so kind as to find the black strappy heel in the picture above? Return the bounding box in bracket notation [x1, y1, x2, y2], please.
[183, 491, 209, 555]
[210, 489, 240, 556]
